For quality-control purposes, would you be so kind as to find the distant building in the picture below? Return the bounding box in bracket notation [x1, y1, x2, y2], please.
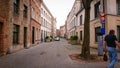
[66, 0, 80, 39]
[65, 20, 68, 39]
[56, 29, 60, 37]
[51, 18, 57, 38]
[60, 25, 66, 38]
[40, 1, 55, 42]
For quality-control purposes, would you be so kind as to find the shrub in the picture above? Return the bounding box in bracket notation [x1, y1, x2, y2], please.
[70, 35, 78, 40]
[70, 36, 74, 40]
[73, 35, 78, 40]
[50, 36, 53, 38]
[45, 36, 49, 39]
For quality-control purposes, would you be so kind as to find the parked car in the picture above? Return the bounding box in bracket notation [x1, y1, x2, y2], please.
[54, 37, 60, 41]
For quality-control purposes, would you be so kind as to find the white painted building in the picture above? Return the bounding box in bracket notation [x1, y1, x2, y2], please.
[67, 0, 80, 39]
[52, 18, 57, 38]
[40, 1, 54, 42]
[66, 0, 120, 48]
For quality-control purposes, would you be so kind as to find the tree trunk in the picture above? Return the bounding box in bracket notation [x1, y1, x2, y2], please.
[81, 0, 92, 59]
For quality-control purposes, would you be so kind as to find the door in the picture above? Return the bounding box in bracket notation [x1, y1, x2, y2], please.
[117, 26, 120, 42]
[24, 27, 27, 48]
[32, 27, 35, 44]
[0, 23, 3, 54]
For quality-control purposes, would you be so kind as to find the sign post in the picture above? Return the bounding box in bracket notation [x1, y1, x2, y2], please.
[97, 12, 105, 56]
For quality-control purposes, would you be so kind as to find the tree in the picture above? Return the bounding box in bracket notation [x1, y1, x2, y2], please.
[81, 0, 92, 59]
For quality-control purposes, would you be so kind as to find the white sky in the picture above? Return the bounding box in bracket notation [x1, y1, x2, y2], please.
[43, 0, 75, 29]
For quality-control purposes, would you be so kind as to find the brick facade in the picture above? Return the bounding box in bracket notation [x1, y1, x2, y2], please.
[0, 0, 10, 55]
[0, 0, 31, 55]
[30, 0, 41, 44]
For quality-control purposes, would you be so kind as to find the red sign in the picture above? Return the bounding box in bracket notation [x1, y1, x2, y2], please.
[100, 12, 105, 24]
[100, 12, 105, 17]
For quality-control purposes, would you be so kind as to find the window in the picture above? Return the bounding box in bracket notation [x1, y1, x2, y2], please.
[117, 0, 120, 15]
[41, 17, 43, 25]
[80, 15, 83, 25]
[94, 1, 100, 18]
[41, 8, 43, 14]
[80, 31, 82, 41]
[95, 27, 101, 42]
[13, 0, 19, 14]
[117, 26, 120, 42]
[44, 19, 45, 26]
[76, 32, 78, 36]
[13, 24, 19, 44]
[80, 2, 84, 10]
[44, 11, 45, 15]
[23, 5, 27, 18]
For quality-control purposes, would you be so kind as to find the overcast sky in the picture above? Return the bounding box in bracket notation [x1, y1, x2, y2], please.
[43, 0, 75, 29]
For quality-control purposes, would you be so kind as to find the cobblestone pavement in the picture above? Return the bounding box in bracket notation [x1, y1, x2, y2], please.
[0, 39, 120, 68]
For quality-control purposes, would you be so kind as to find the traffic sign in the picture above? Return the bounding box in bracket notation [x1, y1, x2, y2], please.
[100, 28, 105, 34]
[100, 12, 105, 24]
[100, 20, 105, 24]
[100, 12, 105, 17]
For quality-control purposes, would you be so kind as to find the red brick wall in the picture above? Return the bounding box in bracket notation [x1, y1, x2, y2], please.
[0, 0, 10, 55]
[30, 0, 41, 44]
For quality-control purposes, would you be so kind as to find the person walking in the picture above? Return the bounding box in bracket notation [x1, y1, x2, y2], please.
[104, 29, 120, 68]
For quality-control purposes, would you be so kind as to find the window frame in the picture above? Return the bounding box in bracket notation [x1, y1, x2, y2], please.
[23, 5, 28, 18]
[117, 0, 120, 15]
[95, 27, 101, 42]
[13, 24, 19, 45]
[13, 0, 20, 15]
[94, 1, 100, 18]
[80, 15, 83, 25]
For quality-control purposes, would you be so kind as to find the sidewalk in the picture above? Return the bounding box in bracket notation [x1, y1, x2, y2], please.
[64, 43, 120, 61]
[64, 44, 98, 54]
[64, 44, 120, 63]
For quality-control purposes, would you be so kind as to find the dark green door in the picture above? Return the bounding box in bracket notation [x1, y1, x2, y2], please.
[24, 27, 27, 48]
[32, 27, 35, 44]
[117, 26, 120, 42]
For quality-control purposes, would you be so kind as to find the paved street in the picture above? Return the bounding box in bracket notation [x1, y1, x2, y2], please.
[0, 39, 120, 68]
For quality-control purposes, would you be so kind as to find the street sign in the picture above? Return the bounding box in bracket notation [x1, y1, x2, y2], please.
[97, 36, 103, 56]
[100, 12, 105, 24]
[101, 20, 105, 24]
[100, 12, 105, 17]
[100, 28, 105, 34]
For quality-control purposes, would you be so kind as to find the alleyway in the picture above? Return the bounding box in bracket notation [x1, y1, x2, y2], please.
[0, 39, 120, 68]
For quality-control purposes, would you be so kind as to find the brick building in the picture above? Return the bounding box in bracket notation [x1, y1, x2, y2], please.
[0, 0, 31, 55]
[56, 29, 61, 37]
[30, 0, 41, 44]
[0, 0, 10, 55]
[60, 25, 66, 38]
